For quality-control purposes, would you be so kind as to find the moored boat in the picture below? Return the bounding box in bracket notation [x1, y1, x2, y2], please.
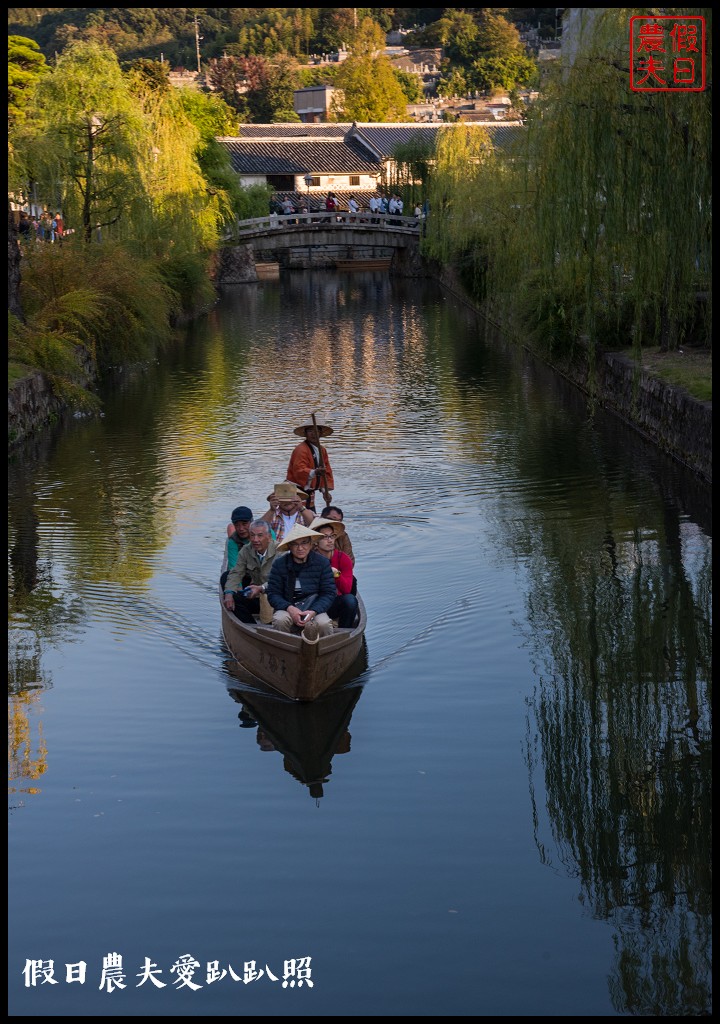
[220, 587, 367, 701]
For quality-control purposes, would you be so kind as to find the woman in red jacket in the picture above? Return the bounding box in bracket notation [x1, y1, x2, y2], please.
[310, 517, 358, 628]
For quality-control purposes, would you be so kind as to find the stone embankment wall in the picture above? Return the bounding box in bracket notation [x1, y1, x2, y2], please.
[562, 345, 712, 484]
[438, 267, 712, 485]
[8, 370, 70, 445]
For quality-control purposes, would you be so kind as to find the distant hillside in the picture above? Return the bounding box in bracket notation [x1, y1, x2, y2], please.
[7, 8, 558, 67]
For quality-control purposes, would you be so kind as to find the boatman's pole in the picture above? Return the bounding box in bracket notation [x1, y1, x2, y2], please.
[311, 412, 332, 506]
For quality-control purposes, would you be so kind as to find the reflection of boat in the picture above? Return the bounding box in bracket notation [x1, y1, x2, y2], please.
[226, 666, 365, 799]
[220, 589, 367, 701]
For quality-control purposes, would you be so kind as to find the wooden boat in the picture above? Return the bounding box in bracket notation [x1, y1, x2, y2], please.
[335, 258, 391, 271]
[220, 588, 367, 701]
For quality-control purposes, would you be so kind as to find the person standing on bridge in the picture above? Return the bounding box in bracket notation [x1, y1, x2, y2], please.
[286, 419, 335, 512]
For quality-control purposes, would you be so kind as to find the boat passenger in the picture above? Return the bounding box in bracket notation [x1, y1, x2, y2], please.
[286, 421, 335, 512]
[220, 505, 254, 588]
[266, 524, 336, 636]
[310, 518, 359, 628]
[261, 482, 314, 542]
[319, 505, 355, 566]
[223, 520, 278, 622]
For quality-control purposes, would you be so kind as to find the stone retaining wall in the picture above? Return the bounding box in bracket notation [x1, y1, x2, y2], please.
[563, 345, 712, 484]
[8, 370, 70, 445]
[438, 266, 712, 485]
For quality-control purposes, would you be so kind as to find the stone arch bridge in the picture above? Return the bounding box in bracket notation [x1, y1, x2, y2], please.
[219, 211, 424, 278]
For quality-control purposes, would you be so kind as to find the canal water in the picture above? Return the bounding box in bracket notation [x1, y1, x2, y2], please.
[8, 272, 711, 1016]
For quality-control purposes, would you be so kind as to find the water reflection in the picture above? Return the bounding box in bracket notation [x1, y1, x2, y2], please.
[521, 474, 711, 1014]
[226, 681, 362, 801]
[224, 650, 367, 801]
[8, 689, 48, 808]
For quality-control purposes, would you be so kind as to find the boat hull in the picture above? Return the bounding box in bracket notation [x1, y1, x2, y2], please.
[220, 593, 367, 701]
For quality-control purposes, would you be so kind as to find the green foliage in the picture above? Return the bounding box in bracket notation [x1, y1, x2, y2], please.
[18, 240, 174, 370]
[9, 42, 230, 250]
[437, 10, 481, 66]
[11, 42, 148, 241]
[475, 10, 526, 56]
[423, 9, 712, 361]
[388, 135, 434, 205]
[436, 9, 536, 97]
[177, 89, 239, 142]
[125, 57, 171, 94]
[523, 9, 712, 352]
[8, 261, 105, 410]
[332, 18, 408, 122]
[513, 267, 586, 359]
[230, 183, 274, 223]
[423, 124, 497, 264]
[297, 63, 342, 88]
[394, 68, 424, 103]
[8, 34, 48, 127]
[155, 251, 216, 318]
[437, 68, 468, 99]
[8, 8, 544, 71]
[270, 108, 302, 123]
[468, 51, 537, 94]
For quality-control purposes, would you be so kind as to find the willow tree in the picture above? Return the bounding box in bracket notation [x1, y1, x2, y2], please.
[423, 9, 712, 357]
[522, 8, 712, 353]
[11, 42, 148, 243]
[8, 43, 230, 398]
[127, 69, 231, 257]
[389, 135, 435, 207]
[422, 122, 509, 302]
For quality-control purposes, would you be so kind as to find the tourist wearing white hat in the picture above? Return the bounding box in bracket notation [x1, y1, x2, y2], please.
[266, 523, 336, 636]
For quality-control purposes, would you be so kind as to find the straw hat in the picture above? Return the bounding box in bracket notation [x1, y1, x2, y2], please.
[309, 516, 345, 537]
[267, 481, 308, 502]
[276, 523, 322, 552]
[293, 422, 333, 437]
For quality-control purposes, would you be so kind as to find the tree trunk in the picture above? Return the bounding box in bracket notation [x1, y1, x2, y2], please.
[8, 201, 24, 321]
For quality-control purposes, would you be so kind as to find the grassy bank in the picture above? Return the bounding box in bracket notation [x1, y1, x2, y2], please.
[623, 347, 712, 403]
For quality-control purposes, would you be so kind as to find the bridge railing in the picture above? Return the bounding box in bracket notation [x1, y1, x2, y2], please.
[231, 211, 422, 238]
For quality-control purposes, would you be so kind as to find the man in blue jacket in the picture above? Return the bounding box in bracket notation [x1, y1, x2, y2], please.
[266, 524, 336, 636]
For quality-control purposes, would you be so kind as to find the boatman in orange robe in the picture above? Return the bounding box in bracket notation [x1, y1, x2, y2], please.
[286, 420, 335, 512]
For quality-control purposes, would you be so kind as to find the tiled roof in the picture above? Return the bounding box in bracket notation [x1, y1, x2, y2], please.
[217, 122, 525, 176]
[217, 138, 382, 175]
[348, 122, 524, 157]
[233, 124, 353, 138]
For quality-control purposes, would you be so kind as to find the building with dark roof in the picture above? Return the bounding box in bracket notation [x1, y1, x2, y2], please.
[217, 133, 382, 195]
[216, 121, 524, 202]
